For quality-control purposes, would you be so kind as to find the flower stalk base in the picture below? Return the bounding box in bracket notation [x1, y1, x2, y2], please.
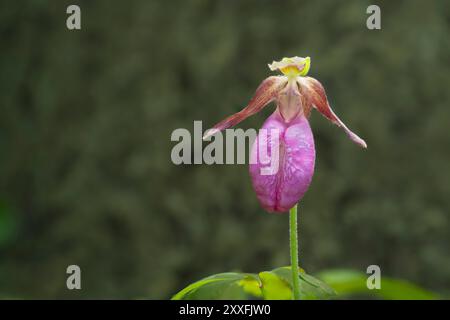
[289, 204, 301, 300]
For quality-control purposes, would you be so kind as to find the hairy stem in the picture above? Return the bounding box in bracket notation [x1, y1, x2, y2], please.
[289, 204, 301, 300]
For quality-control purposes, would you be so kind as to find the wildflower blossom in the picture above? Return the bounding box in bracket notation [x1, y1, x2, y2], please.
[204, 57, 366, 212]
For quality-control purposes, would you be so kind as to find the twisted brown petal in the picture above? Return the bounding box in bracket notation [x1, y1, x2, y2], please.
[203, 76, 288, 140]
[298, 77, 367, 148]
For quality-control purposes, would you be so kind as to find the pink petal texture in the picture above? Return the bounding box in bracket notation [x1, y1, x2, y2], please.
[249, 110, 315, 213]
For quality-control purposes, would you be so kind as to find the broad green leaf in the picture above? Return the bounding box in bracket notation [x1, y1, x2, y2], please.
[270, 267, 336, 300]
[172, 267, 336, 300]
[172, 272, 261, 300]
[238, 276, 262, 298]
[173, 268, 437, 300]
[316, 269, 438, 300]
[258, 271, 292, 300]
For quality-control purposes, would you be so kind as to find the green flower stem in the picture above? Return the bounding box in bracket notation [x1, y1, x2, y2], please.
[289, 204, 301, 300]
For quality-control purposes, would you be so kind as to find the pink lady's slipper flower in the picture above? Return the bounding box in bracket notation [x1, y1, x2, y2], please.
[204, 57, 366, 213]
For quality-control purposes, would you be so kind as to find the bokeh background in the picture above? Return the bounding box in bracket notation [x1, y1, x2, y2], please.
[1, 0, 449, 299]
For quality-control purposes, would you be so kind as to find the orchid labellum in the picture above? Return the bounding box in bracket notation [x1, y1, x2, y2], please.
[204, 57, 366, 213]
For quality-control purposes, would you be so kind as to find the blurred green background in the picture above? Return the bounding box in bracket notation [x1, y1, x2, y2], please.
[0, 0, 449, 299]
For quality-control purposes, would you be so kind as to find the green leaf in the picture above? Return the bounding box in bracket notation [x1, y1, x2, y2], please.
[172, 272, 261, 300]
[173, 267, 438, 300]
[316, 269, 438, 300]
[172, 267, 336, 300]
[270, 267, 336, 300]
[238, 276, 263, 298]
[258, 271, 292, 300]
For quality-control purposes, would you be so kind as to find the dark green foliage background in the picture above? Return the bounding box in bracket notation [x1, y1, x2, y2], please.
[0, 0, 449, 298]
